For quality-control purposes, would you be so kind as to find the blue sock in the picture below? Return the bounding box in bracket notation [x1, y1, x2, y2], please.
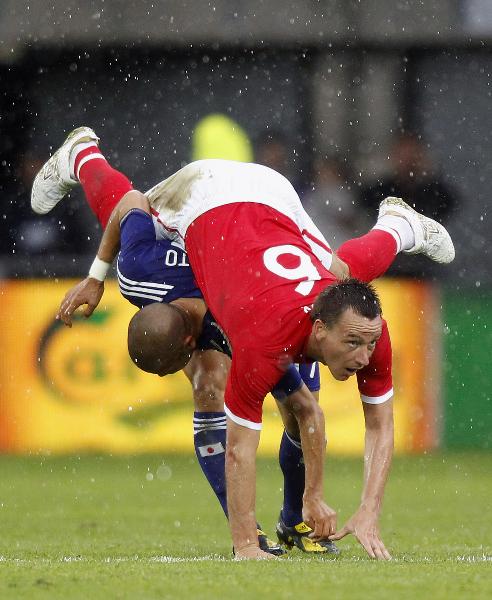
[279, 430, 305, 527]
[193, 411, 228, 517]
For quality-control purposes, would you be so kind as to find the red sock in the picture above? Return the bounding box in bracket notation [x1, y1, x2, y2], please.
[337, 230, 397, 282]
[74, 147, 133, 229]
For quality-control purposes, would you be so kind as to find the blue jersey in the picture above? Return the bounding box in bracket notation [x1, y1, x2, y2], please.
[117, 209, 320, 396]
[117, 209, 202, 306]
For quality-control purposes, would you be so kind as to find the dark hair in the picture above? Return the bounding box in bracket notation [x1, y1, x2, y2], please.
[127, 303, 193, 375]
[310, 278, 382, 328]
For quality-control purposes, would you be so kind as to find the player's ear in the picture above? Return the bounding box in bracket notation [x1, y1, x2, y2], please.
[313, 319, 328, 340]
[183, 334, 196, 350]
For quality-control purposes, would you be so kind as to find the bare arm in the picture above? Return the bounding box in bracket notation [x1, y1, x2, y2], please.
[57, 190, 150, 326]
[282, 384, 337, 540]
[361, 399, 394, 514]
[225, 419, 274, 560]
[330, 398, 394, 560]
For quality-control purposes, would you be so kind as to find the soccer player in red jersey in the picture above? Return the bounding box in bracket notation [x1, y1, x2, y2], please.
[32, 128, 454, 560]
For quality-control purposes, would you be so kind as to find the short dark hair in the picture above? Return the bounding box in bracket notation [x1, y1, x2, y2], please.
[127, 303, 193, 375]
[311, 278, 382, 328]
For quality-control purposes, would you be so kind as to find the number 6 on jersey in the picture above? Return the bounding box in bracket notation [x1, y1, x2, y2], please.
[263, 245, 321, 296]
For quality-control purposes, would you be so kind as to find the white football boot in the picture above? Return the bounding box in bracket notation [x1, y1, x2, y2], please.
[31, 126, 100, 214]
[378, 196, 455, 264]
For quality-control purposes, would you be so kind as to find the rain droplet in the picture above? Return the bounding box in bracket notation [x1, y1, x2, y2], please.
[157, 464, 172, 481]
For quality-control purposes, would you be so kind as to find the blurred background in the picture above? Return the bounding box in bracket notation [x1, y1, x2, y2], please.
[0, 0, 491, 453]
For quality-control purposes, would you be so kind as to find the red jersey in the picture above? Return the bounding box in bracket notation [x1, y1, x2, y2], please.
[185, 202, 393, 429]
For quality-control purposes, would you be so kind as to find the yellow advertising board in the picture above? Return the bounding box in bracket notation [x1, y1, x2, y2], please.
[0, 279, 441, 455]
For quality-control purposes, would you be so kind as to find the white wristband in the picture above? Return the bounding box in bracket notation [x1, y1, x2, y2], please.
[88, 257, 111, 281]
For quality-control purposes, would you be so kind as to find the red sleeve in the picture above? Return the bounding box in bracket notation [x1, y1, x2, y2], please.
[224, 347, 284, 430]
[356, 318, 393, 404]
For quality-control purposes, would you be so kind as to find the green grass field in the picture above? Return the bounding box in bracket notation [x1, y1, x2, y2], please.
[0, 452, 490, 599]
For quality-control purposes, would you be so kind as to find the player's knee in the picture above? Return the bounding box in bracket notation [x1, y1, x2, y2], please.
[121, 189, 148, 206]
[192, 377, 225, 412]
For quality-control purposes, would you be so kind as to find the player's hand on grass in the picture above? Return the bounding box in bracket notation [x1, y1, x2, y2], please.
[329, 505, 392, 560]
[303, 496, 337, 541]
[57, 277, 104, 327]
[234, 544, 276, 560]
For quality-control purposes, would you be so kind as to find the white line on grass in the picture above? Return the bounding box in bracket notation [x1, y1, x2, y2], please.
[0, 555, 228, 564]
[0, 554, 491, 564]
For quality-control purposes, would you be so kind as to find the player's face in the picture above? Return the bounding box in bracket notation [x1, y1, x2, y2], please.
[314, 308, 382, 381]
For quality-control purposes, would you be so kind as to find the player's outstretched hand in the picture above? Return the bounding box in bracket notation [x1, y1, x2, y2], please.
[329, 505, 392, 560]
[234, 544, 276, 560]
[303, 496, 337, 541]
[57, 277, 104, 327]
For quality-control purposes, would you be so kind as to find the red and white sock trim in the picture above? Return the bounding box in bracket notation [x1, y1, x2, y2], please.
[373, 224, 402, 253]
[373, 214, 415, 253]
[75, 153, 106, 180]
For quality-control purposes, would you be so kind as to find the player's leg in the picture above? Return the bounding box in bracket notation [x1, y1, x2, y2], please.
[31, 126, 133, 228]
[183, 349, 229, 516]
[335, 197, 455, 282]
[276, 398, 308, 530]
[75, 147, 133, 228]
[335, 229, 399, 283]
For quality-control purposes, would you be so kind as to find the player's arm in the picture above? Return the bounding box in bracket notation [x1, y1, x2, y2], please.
[226, 386, 335, 555]
[227, 360, 334, 559]
[281, 382, 337, 540]
[225, 356, 287, 559]
[225, 418, 271, 559]
[272, 363, 336, 538]
[329, 399, 393, 560]
[329, 320, 393, 560]
[361, 399, 393, 552]
[57, 191, 150, 326]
